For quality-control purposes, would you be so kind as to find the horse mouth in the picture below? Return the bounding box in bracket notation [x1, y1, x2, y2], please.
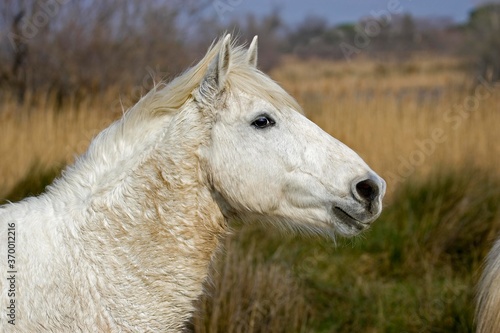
[333, 207, 366, 231]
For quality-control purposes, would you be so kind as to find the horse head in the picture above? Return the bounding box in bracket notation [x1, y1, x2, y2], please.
[193, 35, 386, 238]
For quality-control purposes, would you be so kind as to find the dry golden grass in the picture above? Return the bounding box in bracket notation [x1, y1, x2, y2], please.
[272, 56, 500, 197]
[1, 56, 499, 199]
[0, 92, 121, 198]
[192, 233, 310, 333]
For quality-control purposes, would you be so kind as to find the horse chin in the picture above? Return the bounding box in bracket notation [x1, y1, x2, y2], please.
[331, 219, 369, 237]
[328, 206, 374, 237]
[326, 194, 384, 237]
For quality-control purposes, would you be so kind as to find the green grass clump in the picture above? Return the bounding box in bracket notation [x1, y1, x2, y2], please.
[195, 167, 500, 332]
[367, 168, 500, 274]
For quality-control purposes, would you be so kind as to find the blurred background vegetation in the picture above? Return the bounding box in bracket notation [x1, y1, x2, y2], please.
[1, 1, 499, 332]
[1, 0, 500, 101]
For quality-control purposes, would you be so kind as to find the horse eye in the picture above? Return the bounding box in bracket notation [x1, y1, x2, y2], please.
[251, 115, 275, 129]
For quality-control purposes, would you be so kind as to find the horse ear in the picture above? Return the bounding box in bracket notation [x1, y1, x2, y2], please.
[198, 34, 232, 103]
[247, 36, 258, 67]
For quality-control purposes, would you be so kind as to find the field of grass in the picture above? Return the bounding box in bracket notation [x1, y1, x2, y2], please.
[1, 56, 499, 332]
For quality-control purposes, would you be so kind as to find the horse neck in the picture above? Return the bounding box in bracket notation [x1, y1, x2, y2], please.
[43, 103, 227, 328]
[66, 102, 225, 297]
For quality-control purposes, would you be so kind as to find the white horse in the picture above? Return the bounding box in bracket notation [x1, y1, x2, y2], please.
[0, 35, 385, 332]
[477, 240, 500, 332]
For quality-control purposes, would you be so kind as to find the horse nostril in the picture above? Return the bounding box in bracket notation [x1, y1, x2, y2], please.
[355, 179, 379, 203]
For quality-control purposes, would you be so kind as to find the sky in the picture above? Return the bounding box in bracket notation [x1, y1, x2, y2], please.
[211, 0, 485, 26]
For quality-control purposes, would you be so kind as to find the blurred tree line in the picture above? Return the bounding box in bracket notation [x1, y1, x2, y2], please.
[465, 3, 500, 82]
[0, 0, 209, 104]
[0, 0, 498, 105]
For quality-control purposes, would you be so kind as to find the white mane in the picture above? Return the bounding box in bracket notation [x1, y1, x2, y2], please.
[59, 37, 302, 203]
